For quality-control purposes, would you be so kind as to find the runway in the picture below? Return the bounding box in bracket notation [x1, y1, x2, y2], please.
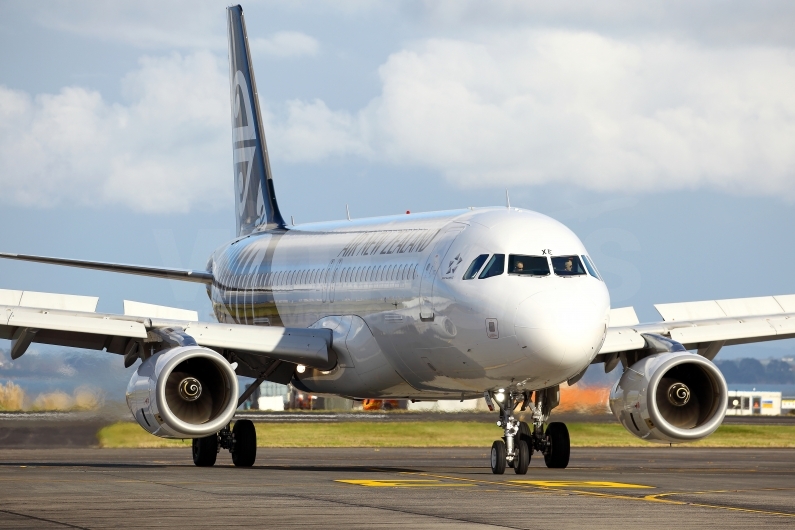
[0, 447, 793, 529]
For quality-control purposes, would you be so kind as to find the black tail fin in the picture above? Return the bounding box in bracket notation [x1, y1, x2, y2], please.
[227, 5, 286, 236]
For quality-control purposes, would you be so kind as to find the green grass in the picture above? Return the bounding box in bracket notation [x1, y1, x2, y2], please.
[97, 421, 795, 449]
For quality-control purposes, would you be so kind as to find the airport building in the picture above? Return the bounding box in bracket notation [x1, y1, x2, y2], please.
[726, 390, 782, 416]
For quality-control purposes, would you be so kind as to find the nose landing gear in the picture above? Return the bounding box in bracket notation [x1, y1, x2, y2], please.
[485, 387, 569, 474]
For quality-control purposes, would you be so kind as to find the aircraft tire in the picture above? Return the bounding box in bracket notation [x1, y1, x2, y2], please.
[490, 440, 507, 474]
[513, 440, 530, 475]
[192, 434, 218, 467]
[543, 422, 570, 469]
[232, 419, 257, 467]
[518, 421, 533, 456]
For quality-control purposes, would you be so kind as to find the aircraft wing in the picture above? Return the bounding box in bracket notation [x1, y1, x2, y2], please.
[0, 289, 333, 379]
[595, 294, 795, 369]
[0, 252, 213, 284]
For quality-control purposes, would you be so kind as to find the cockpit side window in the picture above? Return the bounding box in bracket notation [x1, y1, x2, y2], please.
[581, 255, 601, 280]
[478, 254, 505, 279]
[463, 254, 489, 280]
[551, 255, 586, 277]
[508, 255, 550, 276]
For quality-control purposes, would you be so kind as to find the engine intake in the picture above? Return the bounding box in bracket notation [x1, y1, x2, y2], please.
[126, 346, 238, 438]
[609, 352, 727, 443]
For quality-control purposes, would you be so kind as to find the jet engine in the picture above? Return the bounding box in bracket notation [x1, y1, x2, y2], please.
[126, 346, 239, 438]
[609, 352, 727, 443]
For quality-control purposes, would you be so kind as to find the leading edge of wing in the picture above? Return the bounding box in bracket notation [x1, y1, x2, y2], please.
[0, 252, 213, 285]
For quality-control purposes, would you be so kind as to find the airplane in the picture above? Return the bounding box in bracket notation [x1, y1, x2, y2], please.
[3, 4, 795, 474]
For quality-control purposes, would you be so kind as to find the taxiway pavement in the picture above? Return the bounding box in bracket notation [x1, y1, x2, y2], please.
[0, 446, 793, 529]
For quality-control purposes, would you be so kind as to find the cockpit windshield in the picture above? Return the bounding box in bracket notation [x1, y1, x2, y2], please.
[508, 255, 550, 276]
[462, 254, 489, 280]
[478, 254, 505, 279]
[581, 255, 601, 280]
[551, 255, 586, 277]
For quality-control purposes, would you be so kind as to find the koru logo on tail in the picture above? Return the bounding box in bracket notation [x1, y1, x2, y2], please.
[231, 70, 265, 224]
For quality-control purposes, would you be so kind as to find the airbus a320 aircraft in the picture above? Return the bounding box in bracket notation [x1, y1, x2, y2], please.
[2, 5, 795, 474]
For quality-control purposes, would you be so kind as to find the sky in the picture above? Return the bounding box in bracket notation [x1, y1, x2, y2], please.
[1, 0, 795, 399]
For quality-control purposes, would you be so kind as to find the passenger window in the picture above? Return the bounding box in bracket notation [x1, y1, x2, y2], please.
[551, 255, 587, 277]
[508, 255, 549, 276]
[581, 255, 601, 280]
[478, 254, 505, 279]
[463, 254, 489, 280]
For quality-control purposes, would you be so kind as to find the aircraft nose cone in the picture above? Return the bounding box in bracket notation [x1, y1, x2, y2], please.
[515, 289, 605, 373]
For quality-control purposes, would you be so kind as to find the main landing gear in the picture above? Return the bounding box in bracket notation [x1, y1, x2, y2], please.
[191, 419, 257, 467]
[485, 387, 570, 475]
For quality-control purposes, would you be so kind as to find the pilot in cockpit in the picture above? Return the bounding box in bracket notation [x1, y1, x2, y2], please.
[513, 260, 525, 273]
[563, 257, 573, 272]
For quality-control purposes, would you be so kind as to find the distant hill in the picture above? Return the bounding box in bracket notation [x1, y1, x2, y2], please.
[577, 356, 795, 388]
[714, 358, 795, 384]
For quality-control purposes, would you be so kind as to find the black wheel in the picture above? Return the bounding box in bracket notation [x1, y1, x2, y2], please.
[232, 419, 257, 467]
[543, 422, 570, 469]
[192, 434, 218, 467]
[490, 440, 506, 475]
[518, 421, 533, 456]
[513, 440, 530, 475]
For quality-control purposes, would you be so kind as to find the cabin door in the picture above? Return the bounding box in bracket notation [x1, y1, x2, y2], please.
[418, 226, 463, 320]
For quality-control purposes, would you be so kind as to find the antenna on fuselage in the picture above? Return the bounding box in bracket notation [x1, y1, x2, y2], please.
[346, 204, 351, 221]
[506, 190, 511, 208]
[291, 215, 295, 226]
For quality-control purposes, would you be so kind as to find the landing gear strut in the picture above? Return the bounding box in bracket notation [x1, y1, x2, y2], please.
[485, 387, 569, 474]
[191, 419, 257, 467]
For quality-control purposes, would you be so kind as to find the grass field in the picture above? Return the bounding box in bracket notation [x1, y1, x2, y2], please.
[97, 421, 795, 449]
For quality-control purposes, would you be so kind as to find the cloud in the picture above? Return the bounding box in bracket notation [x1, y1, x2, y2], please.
[34, 0, 226, 50]
[268, 99, 371, 161]
[250, 31, 320, 58]
[273, 30, 795, 198]
[4, 9, 795, 212]
[0, 51, 231, 213]
[413, 1, 795, 47]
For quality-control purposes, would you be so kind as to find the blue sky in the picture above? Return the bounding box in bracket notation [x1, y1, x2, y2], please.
[1, 1, 794, 398]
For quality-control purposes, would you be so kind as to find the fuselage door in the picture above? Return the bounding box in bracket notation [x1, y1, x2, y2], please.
[328, 258, 343, 303]
[418, 226, 463, 320]
[322, 259, 340, 303]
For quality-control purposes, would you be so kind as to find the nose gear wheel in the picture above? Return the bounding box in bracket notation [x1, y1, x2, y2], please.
[486, 387, 570, 474]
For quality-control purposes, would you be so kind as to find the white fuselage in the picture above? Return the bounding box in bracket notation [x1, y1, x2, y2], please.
[209, 207, 610, 400]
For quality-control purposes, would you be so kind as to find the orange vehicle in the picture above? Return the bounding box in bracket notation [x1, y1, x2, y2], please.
[362, 399, 401, 411]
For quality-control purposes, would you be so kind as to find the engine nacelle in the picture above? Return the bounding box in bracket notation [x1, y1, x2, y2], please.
[609, 352, 727, 444]
[126, 346, 239, 438]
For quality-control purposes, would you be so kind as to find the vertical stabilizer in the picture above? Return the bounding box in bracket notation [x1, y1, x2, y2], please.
[227, 5, 286, 235]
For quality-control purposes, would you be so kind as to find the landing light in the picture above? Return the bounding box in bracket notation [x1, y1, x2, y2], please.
[296, 364, 306, 374]
[495, 392, 505, 402]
